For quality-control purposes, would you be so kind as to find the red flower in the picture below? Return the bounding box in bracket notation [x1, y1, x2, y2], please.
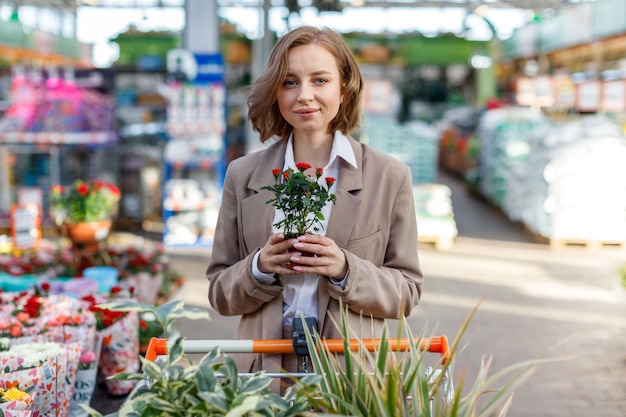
[22, 295, 43, 318]
[325, 177, 335, 187]
[272, 168, 281, 178]
[76, 182, 89, 196]
[283, 171, 290, 180]
[295, 162, 311, 171]
[316, 167, 324, 176]
[107, 183, 121, 196]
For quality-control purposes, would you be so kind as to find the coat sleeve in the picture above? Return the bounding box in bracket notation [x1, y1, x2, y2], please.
[206, 162, 283, 316]
[324, 164, 423, 320]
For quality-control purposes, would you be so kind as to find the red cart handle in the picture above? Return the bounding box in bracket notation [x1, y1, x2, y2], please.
[146, 335, 450, 363]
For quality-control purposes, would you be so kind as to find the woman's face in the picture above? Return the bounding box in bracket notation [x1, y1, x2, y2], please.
[277, 44, 343, 139]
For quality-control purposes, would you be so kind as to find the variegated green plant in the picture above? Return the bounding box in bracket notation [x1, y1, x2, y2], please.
[83, 337, 318, 417]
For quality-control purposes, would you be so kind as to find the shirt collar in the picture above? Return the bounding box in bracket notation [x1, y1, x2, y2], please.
[285, 131, 357, 170]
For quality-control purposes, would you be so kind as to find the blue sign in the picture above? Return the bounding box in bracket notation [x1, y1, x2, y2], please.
[193, 53, 224, 84]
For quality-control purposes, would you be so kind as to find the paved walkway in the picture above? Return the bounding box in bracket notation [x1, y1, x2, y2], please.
[92, 170, 626, 416]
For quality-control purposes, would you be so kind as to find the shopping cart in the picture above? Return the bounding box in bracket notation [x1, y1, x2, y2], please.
[141, 333, 454, 413]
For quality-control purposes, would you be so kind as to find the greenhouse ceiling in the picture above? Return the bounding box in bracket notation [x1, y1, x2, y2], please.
[7, 0, 593, 12]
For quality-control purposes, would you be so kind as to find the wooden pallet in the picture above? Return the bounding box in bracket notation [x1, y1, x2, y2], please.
[418, 236, 454, 251]
[548, 238, 626, 250]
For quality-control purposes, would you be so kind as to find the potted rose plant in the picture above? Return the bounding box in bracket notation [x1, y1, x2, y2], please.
[49, 180, 120, 247]
[261, 162, 336, 239]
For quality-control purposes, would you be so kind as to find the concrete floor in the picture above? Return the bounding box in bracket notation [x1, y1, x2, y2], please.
[92, 169, 626, 416]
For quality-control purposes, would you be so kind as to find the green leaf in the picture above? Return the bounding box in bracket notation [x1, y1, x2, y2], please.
[196, 363, 218, 393]
[197, 391, 229, 413]
[108, 371, 147, 381]
[138, 356, 164, 380]
[224, 395, 261, 417]
[153, 300, 185, 323]
[167, 306, 211, 322]
[145, 397, 179, 412]
[168, 337, 186, 365]
[240, 373, 272, 394]
[97, 300, 154, 312]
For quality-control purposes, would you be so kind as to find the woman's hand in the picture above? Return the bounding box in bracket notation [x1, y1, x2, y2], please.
[289, 234, 348, 279]
[257, 233, 299, 275]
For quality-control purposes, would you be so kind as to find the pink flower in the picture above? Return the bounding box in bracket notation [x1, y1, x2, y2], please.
[78, 350, 98, 370]
[80, 351, 97, 364]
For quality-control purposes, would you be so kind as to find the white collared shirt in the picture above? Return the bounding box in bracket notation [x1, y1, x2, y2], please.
[252, 131, 357, 325]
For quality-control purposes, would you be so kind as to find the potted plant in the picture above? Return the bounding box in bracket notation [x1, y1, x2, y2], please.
[49, 179, 121, 247]
[79, 300, 320, 417]
[261, 162, 336, 239]
[291, 301, 546, 417]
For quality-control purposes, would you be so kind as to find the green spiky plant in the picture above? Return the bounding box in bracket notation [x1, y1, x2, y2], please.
[293, 301, 546, 417]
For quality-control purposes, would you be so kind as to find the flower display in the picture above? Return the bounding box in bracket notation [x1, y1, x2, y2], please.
[0, 241, 78, 278]
[261, 162, 336, 237]
[49, 179, 120, 224]
[0, 340, 82, 417]
[81, 290, 129, 331]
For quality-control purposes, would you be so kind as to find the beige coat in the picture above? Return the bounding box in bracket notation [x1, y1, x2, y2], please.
[206, 136, 423, 378]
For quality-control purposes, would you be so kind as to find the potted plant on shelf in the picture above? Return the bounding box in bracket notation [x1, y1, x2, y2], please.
[49, 179, 120, 248]
[261, 162, 336, 239]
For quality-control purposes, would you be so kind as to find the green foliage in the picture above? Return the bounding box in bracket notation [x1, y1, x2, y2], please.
[261, 163, 336, 236]
[294, 302, 544, 417]
[101, 337, 316, 417]
[83, 300, 547, 417]
[49, 179, 120, 224]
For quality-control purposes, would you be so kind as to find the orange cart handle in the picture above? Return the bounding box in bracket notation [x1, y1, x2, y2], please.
[146, 335, 450, 363]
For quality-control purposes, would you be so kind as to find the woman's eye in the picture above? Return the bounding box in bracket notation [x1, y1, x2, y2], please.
[283, 80, 297, 87]
[314, 78, 328, 84]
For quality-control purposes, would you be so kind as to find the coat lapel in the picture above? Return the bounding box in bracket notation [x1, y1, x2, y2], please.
[318, 137, 363, 330]
[242, 140, 288, 253]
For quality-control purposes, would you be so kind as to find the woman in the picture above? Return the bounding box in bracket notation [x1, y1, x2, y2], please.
[206, 25, 423, 386]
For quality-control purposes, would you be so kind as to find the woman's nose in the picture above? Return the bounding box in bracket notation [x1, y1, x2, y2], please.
[297, 84, 313, 102]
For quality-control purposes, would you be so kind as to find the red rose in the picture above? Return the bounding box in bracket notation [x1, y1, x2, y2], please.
[316, 167, 324, 176]
[77, 182, 89, 196]
[272, 168, 281, 178]
[325, 177, 335, 187]
[283, 171, 290, 180]
[295, 162, 311, 171]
